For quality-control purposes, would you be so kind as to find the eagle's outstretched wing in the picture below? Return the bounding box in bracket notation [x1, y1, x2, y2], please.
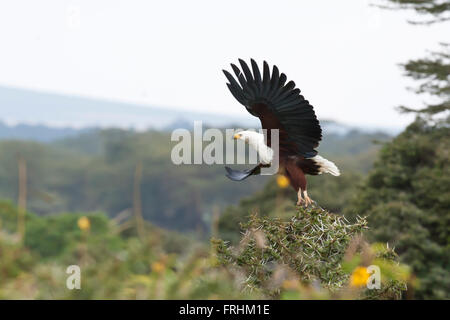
[223, 59, 322, 158]
[224, 165, 262, 181]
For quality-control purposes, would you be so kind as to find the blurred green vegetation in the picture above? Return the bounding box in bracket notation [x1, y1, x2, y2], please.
[0, 200, 248, 299]
[214, 206, 409, 300]
[345, 119, 449, 299]
[217, 118, 448, 300]
[0, 125, 394, 300]
[0, 201, 410, 299]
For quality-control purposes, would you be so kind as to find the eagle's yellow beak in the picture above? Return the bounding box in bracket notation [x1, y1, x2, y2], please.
[233, 133, 242, 140]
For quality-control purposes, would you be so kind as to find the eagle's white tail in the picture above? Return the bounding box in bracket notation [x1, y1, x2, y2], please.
[312, 155, 340, 176]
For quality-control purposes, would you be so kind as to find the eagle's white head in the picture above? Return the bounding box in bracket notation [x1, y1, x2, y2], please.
[233, 130, 273, 164]
[233, 130, 263, 144]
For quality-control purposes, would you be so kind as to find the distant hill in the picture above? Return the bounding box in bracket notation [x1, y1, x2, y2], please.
[0, 85, 257, 130]
[0, 117, 370, 144]
[0, 121, 95, 143]
[0, 86, 399, 137]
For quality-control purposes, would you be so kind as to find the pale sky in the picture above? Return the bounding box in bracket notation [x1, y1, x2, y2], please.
[0, 0, 448, 130]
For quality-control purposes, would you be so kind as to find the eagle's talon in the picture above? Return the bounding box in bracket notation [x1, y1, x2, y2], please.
[297, 190, 313, 207]
[304, 196, 313, 207]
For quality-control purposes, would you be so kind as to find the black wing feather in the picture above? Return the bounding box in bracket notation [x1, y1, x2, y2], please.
[223, 59, 322, 158]
[262, 61, 271, 91]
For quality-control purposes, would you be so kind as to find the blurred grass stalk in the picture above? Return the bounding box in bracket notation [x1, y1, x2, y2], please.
[134, 161, 145, 241]
[17, 154, 27, 243]
[211, 206, 220, 238]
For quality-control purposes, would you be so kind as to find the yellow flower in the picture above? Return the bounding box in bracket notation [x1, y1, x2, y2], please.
[350, 266, 370, 287]
[151, 261, 165, 273]
[77, 216, 91, 231]
[276, 175, 290, 189]
[282, 279, 299, 290]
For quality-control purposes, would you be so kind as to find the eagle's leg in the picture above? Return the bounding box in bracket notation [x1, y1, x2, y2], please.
[297, 189, 313, 207]
[285, 161, 312, 207]
[303, 190, 313, 207]
[296, 188, 304, 206]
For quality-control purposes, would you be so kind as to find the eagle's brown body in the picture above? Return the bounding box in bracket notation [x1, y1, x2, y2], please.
[254, 101, 321, 202]
[283, 156, 319, 189]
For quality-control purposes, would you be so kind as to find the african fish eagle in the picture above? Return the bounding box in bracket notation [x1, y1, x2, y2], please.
[223, 59, 340, 206]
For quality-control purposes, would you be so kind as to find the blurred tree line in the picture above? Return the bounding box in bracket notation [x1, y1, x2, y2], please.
[0, 127, 387, 234]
